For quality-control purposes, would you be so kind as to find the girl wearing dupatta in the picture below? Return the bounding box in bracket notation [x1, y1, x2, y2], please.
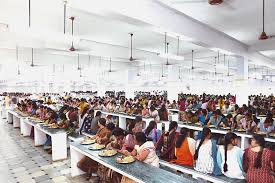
[171, 127, 195, 167]
[156, 121, 179, 161]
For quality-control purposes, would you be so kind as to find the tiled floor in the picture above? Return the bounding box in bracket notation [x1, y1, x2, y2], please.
[0, 117, 95, 183]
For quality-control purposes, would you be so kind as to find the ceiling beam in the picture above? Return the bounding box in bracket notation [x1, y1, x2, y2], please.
[249, 39, 275, 51]
[71, 0, 274, 68]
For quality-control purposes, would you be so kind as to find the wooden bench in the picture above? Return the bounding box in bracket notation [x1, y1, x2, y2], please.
[159, 160, 246, 183]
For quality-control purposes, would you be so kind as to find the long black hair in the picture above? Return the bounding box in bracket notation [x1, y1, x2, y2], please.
[135, 132, 147, 145]
[194, 127, 211, 160]
[175, 127, 189, 148]
[145, 121, 156, 136]
[168, 121, 178, 132]
[253, 134, 265, 168]
[223, 132, 238, 172]
[126, 120, 136, 135]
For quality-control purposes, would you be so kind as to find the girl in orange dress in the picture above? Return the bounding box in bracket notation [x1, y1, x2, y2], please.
[171, 127, 196, 167]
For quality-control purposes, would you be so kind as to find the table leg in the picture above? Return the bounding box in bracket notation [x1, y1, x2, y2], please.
[119, 116, 126, 130]
[34, 128, 47, 146]
[70, 146, 85, 177]
[21, 119, 32, 136]
[7, 112, 13, 123]
[51, 133, 67, 161]
[2, 108, 7, 119]
[13, 116, 20, 128]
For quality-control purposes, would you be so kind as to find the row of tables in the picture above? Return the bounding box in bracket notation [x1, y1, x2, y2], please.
[70, 141, 196, 183]
[176, 122, 275, 150]
[6, 109, 67, 161]
[5, 108, 195, 183]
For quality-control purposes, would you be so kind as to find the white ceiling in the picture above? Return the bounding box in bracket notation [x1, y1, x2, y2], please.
[0, 0, 274, 85]
[163, 0, 275, 45]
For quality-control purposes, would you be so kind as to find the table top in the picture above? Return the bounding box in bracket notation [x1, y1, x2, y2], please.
[24, 118, 66, 135]
[94, 110, 154, 120]
[71, 142, 197, 183]
[178, 122, 275, 143]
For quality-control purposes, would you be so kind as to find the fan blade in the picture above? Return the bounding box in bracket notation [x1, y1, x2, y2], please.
[171, 0, 207, 4]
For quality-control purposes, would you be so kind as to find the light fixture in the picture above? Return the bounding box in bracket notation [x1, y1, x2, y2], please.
[210, 48, 234, 55]
[158, 53, 185, 61]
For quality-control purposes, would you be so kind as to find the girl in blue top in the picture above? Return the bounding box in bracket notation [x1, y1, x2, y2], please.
[144, 120, 161, 144]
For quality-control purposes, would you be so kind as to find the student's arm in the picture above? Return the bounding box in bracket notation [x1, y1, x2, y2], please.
[135, 149, 150, 161]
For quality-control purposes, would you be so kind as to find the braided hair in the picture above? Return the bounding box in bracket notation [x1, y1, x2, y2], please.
[253, 134, 265, 168]
[194, 127, 211, 160]
[223, 132, 238, 172]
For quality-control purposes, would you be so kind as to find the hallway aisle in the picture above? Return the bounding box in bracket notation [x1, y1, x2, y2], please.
[0, 118, 92, 183]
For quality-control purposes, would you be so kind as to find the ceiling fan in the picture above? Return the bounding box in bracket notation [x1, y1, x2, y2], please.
[77, 54, 81, 70]
[107, 58, 119, 73]
[259, 0, 274, 40]
[65, 17, 91, 52]
[129, 33, 143, 61]
[172, 0, 223, 5]
[25, 48, 46, 67]
[16, 46, 21, 75]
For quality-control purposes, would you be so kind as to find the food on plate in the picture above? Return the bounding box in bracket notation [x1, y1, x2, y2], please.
[256, 131, 267, 136]
[98, 149, 117, 157]
[116, 155, 135, 164]
[80, 138, 96, 145]
[269, 133, 275, 137]
[89, 143, 105, 150]
[208, 125, 216, 128]
[236, 128, 246, 132]
[220, 127, 231, 130]
[48, 124, 59, 129]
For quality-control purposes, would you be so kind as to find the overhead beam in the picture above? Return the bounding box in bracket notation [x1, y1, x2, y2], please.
[70, 0, 275, 68]
[249, 39, 275, 51]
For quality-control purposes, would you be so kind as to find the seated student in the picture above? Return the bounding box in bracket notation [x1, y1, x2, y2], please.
[144, 121, 161, 144]
[219, 114, 237, 129]
[256, 117, 274, 134]
[107, 127, 126, 150]
[101, 128, 126, 183]
[90, 111, 102, 135]
[78, 106, 90, 133]
[194, 127, 221, 175]
[239, 112, 257, 132]
[149, 105, 160, 123]
[158, 104, 168, 121]
[222, 102, 232, 114]
[243, 134, 275, 183]
[92, 118, 114, 144]
[207, 110, 223, 127]
[58, 113, 69, 129]
[120, 132, 160, 183]
[217, 132, 245, 179]
[79, 109, 94, 134]
[198, 109, 209, 126]
[122, 120, 136, 152]
[43, 111, 58, 153]
[132, 116, 144, 134]
[141, 105, 149, 116]
[77, 120, 115, 181]
[171, 127, 196, 167]
[156, 121, 179, 161]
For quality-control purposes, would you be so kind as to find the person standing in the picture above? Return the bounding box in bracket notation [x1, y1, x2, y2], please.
[243, 134, 275, 183]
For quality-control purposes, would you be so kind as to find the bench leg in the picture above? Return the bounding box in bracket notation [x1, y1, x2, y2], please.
[70, 146, 85, 177]
[119, 116, 126, 129]
[13, 116, 20, 128]
[34, 128, 47, 146]
[21, 120, 32, 137]
[51, 133, 67, 161]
